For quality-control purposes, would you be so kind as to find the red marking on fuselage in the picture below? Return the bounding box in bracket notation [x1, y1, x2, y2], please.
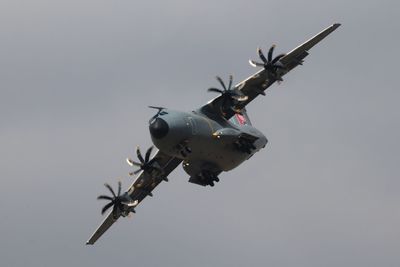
[235, 113, 246, 125]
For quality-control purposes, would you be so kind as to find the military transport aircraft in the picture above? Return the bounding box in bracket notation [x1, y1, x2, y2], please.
[86, 23, 340, 245]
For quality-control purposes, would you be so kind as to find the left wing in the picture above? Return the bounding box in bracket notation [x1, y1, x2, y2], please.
[200, 23, 340, 119]
[86, 150, 182, 245]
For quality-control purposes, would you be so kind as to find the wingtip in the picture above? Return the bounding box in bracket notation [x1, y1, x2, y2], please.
[332, 23, 341, 29]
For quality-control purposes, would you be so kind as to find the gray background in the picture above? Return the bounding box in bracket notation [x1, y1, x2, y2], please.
[1, 0, 399, 266]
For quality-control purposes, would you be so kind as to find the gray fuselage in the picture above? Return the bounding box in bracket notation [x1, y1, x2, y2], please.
[149, 109, 267, 183]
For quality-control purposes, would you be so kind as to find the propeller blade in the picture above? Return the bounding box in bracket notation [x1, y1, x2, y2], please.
[145, 146, 153, 162]
[136, 147, 145, 164]
[126, 158, 141, 167]
[216, 76, 226, 91]
[97, 195, 114, 201]
[101, 201, 115, 215]
[257, 47, 267, 63]
[268, 45, 275, 62]
[117, 181, 121, 196]
[228, 75, 233, 91]
[208, 88, 224, 94]
[208, 75, 247, 115]
[249, 60, 264, 67]
[272, 54, 285, 64]
[104, 183, 116, 198]
[148, 106, 165, 111]
[148, 106, 167, 124]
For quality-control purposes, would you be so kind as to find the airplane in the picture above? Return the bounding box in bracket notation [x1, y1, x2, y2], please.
[86, 23, 341, 245]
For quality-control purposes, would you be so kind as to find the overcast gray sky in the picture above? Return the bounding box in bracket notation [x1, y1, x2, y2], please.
[1, 0, 399, 266]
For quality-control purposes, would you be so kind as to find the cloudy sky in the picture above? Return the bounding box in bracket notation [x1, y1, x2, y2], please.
[1, 0, 399, 266]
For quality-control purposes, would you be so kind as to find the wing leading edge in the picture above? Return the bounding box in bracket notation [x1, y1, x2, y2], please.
[86, 150, 182, 245]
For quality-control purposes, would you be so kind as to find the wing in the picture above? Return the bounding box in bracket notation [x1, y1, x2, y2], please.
[86, 150, 182, 245]
[200, 23, 341, 119]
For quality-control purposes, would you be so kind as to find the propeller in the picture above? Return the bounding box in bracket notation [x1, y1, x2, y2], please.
[249, 45, 286, 82]
[126, 146, 160, 175]
[207, 75, 248, 114]
[148, 106, 167, 124]
[97, 181, 127, 218]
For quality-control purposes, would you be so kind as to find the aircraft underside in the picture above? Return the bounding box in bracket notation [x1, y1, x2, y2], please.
[86, 23, 341, 245]
[149, 109, 268, 186]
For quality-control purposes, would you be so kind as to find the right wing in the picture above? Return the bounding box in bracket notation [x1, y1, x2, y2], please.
[86, 150, 182, 245]
[200, 23, 340, 119]
[236, 23, 341, 109]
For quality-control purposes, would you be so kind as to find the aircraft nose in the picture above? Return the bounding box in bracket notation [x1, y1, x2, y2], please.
[149, 118, 169, 139]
